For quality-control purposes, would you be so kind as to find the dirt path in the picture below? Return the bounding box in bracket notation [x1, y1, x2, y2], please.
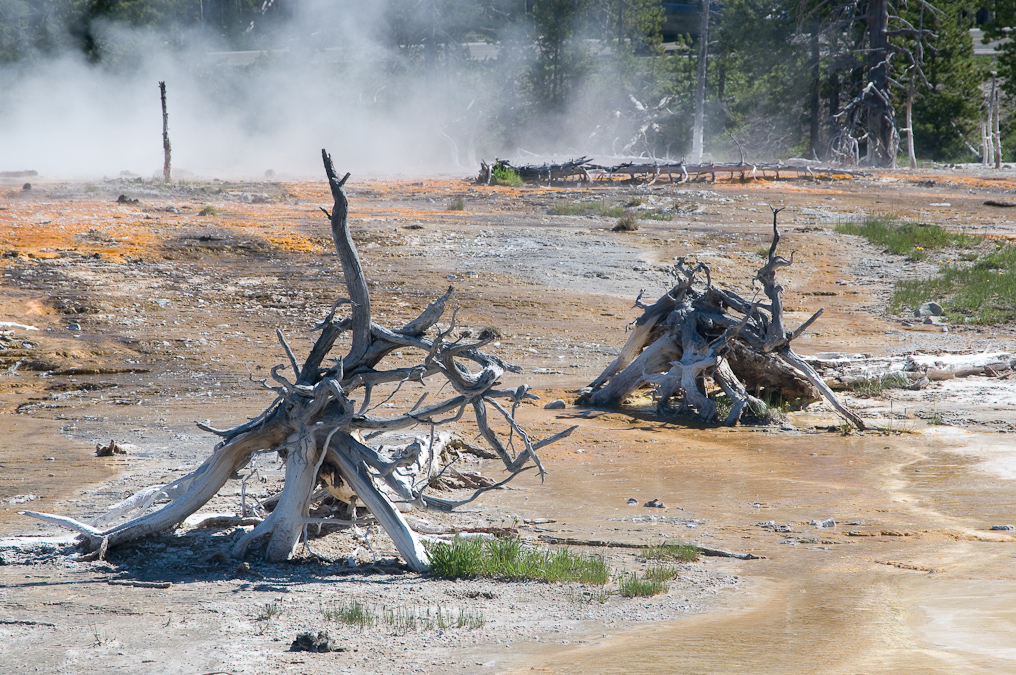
[1, 169, 1015, 673]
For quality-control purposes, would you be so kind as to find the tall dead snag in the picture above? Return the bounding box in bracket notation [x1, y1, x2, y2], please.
[23, 150, 573, 571]
[579, 208, 864, 430]
[159, 81, 171, 183]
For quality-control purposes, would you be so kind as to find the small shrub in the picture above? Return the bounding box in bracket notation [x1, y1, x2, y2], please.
[492, 166, 523, 187]
[641, 542, 700, 562]
[613, 210, 639, 232]
[199, 205, 218, 216]
[448, 197, 465, 211]
[256, 602, 283, 621]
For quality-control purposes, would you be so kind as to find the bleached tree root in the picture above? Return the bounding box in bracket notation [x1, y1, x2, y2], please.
[23, 150, 571, 569]
[581, 208, 863, 430]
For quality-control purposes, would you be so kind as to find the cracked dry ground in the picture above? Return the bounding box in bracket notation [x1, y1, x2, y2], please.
[1, 170, 1016, 674]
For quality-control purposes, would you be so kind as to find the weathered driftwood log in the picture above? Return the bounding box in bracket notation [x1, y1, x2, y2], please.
[24, 150, 573, 571]
[579, 208, 864, 430]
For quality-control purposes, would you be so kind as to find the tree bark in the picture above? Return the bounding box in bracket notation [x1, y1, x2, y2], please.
[159, 81, 171, 183]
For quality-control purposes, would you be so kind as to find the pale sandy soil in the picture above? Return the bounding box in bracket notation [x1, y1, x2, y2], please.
[1, 168, 1015, 674]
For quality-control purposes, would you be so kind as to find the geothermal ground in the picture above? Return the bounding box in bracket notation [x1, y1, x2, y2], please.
[1, 168, 1016, 674]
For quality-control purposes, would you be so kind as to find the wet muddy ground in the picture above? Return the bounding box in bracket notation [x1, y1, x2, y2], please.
[1, 168, 1015, 674]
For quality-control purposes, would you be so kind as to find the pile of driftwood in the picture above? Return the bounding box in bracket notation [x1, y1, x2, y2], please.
[478, 157, 867, 185]
[23, 150, 573, 571]
[579, 209, 864, 430]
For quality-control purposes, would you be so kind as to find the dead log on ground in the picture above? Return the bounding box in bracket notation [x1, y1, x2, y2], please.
[579, 208, 864, 430]
[23, 150, 573, 571]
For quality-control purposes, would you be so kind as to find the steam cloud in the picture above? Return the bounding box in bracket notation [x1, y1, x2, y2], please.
[0, 2, 564, 179]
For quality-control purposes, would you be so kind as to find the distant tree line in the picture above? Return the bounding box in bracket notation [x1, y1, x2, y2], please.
[0, 0, 1012, 165]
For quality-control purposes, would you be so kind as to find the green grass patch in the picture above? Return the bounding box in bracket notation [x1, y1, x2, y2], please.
[618, 572, 670, 598]
[428, 536, 610, 585]
[889, 242, 1016, 324]
[851, 372, 911, 397]
[835, 216, 976, 260]
[199, 205, 218, 216]
[492, 165, 523, 187]
[447, 197, 465, 211]
[641, 542, 700, 562]
[550, 201, 625, 218]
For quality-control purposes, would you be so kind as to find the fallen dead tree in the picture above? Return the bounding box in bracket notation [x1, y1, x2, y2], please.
[579, 208, 864, 430]
[23, 150, 573, 571]
[478, 157, 592, 184]
[805, 351, 1016, 390]
[478, 157, 867, 185]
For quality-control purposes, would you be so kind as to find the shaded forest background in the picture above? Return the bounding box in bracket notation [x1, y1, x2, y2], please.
[1, 0, 1014, 167]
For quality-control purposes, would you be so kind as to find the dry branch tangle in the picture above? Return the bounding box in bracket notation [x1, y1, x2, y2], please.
[23, 150, 572, 571]
[580, 209, 864, 430]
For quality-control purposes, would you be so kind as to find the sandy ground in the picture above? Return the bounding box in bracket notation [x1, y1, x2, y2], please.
[1, 167, 1016, 674]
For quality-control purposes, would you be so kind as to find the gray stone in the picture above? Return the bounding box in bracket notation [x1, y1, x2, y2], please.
[644, 498, 666, 508]
[626, 498, 638, 506]
[990, 524, 1015, 531]
[67, 323, 81, 331]
[914, 301, 944, 317]
[543, 399, 566, 410]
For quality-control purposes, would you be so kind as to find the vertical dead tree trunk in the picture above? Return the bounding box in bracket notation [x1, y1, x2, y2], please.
[159, 81, 172, 183]
[22, 150, 573, 570]
[579, 208, 864, 430]
[691, 0, 709, 162]
[993, 73, 1003, 169]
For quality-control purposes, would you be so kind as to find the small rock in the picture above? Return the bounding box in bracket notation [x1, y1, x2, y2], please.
[290, 631, 343, 653]
[901, 321, 914, 327]
[544, 399, 566, 410]
[907, 376, 930, 391]
[644, 498, 666, 508]
[22, 183, 31, 191]
[990, 524, 1015, 531]
[577, 387, 592, 395]
[914, 301, 944, 317]
[626, 498, 638, 506]
[574, 448, 585, 454]
[821, 518, 836, 528]
[67, 323, 81, 331]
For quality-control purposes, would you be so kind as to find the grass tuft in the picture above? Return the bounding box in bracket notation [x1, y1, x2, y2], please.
[428, 536, 610, 585]
[323, 602, 484, 632]
[641, 542, 700, 562]
[851, 372, 911, 397]
[322, 600, 372, 630]
[448, 197, 465, 211]
[618, 572, 670, 598]
[199, 205, 218, 216]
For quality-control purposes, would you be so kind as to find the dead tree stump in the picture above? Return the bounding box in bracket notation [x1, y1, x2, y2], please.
[579, 208, 864, 430]
[23, 150, 573, 570]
